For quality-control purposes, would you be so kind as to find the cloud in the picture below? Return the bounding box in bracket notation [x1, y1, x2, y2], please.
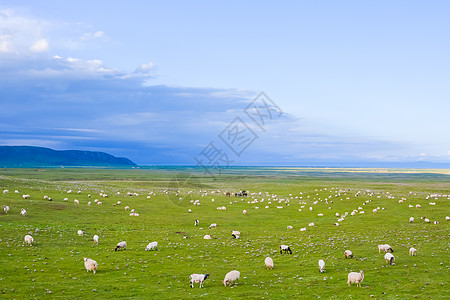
[30, 39, 49, 52]
[80, 30, 107, 41]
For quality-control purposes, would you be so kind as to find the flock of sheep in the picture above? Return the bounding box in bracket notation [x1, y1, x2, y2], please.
[2, 186, 449, 292]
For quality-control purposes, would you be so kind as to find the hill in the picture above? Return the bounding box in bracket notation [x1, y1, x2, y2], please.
[0, 146, 137, 168]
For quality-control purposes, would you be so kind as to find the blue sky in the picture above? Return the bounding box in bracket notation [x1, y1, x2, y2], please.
[0, 1, 449, 166]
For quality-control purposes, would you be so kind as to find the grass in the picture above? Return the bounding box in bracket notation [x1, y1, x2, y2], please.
[0, 167, 449, 299]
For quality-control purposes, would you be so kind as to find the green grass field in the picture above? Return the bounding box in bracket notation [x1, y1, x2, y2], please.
[0, 168, 449, 299]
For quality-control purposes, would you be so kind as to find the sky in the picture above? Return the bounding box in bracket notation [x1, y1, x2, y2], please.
[0, 1, 449, 166]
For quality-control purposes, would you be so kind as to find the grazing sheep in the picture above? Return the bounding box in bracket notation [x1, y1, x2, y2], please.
[2, 189, 8, 194]
[124, 206, 130, 211]
[243, 209, 247, 215]
[3, 206, 9, 213]
[209, 223, 217, 229]
[77, 230, 84, 237]
[145, 241, 158, 251]
[74, 199, 79, 205]
[188, 209, 192, 213]
[189, 273, 210, 288]
[129, 212, 140, 216]
[446, 216, 450, 221]
[223, 270, 240, 287]
[378, 244, 394, 253]
[280, 244, 292, 254]
[24, 234, 34, 245]
[433, 221, 439, 224]
[96, 201, 102, 206]
[84, 257, 98, 274]
[20, 208, 27, 216]
[308, 222, 315, 227]
[265, 257, 274, 269]
[409, 217, 414, 223]
[115, 241, 127, 251]
[347, 270, 364, 287]
[300, 227, 306, 232]
[87, 201, 91, 206]
[22, 194, 30, 199]
[231, 230, 240, 239]
[93, 235, 99, 244]
[194, 219, 199, 226]
[345, 250, 353, 259]
[416, 204, 421, 208]
[409, 247, 417, 256]
[203, 235, 212, 240]
[424, 218, 430, 223]
[384, 252, 395, 265]
[318, 259, 325, 272]
[287, 225, 293, 230]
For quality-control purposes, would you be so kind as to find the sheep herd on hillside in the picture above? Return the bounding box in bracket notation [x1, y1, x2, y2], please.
[1, 187, 449, 290]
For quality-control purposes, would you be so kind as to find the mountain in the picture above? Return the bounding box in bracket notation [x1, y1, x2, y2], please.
[0, 146, 137, 168]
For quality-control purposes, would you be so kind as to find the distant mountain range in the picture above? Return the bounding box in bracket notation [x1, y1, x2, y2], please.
[0, 146, 137, 168]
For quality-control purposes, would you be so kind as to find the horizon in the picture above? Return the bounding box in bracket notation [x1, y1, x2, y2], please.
[1, 1, 449, 167]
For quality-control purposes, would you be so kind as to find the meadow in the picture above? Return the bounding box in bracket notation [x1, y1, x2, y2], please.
[0, 167, 449, 299]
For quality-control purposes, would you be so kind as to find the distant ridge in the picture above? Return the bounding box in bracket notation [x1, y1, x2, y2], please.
[0, 146, 137, 168]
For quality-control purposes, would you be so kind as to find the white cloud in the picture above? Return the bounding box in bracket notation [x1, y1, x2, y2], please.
[135, 62, 155, 74]
[30, 39, 49, 52]
[80, 30, 107, 41]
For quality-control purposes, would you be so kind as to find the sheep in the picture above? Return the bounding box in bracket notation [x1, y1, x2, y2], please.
[74, 199, 79, 205]
[409, 247, 417, 256]
[409, 217, 414, 223]
[416, 204, 421, 208]
[2, 189, 8, 194]
[93, 235, 99, 244]
[287, 225, 294, 230]
[243, 209, 247, 215]
[223, 270, 240, 287]
[97, 201, 102, 206]
[3, 206, 9, 214]
[347, 270, 364, 287]
[77, 230, 84, 237]
[203, 235, 212, 240]
[280, 244, 292, 254]
[308, 222, 315, 227]
[24, 234, 34, 245]
[145, 241, 158, 251]
[378, 244, 394, 253]
[194, 219, 199, 226]
[300, 227, 306, 232]
[84, 257, 98, 274]
[87, 201, 91, 206]
[345, 250, 353, 258]
[265, 257, 274, 269]
[22, 194, 30, 199]
[446, 216, 450, 221]
[209, 223, 217, 229]
[433, 221, 439, 224]
[189, 273, 209, 288]
[231, 230, 240, 239]
[424, 218, 430, 223]
[318, 259, 325, 272]
[20, 208, 27, 216]
[115, 241, 127, 251]
[384, 252, 395, 265]
[125, 206, 130, 211]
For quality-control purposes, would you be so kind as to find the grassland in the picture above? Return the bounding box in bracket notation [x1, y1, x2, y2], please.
[0, 167, 449, 299]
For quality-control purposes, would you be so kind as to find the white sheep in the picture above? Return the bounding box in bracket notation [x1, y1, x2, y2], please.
[318, 259, 325, 272]
[209, 223, 217, 229]
[280, 244, 292, 254]
[223, 270, 240, 286]
[22, 194, 30, 199]
[231, 230, 240, 239]
[2, 189, 8, 194]
[345, 250, 353, 258]
[384, 252, 395, 265]
[145, 241, 158, 251]
[3, 206, 9, 213]
[300, 227, 306, 232]
[409, 247, 417, 256]
[416, 204, 421, 208]
[84, 257, 98, 274]
[115, 241, 127, 251]
[243, 209, 247, 215]
[20, 208, 27, 216]
[74, 199, 79, 205]
[124, 206, 130, 211]
[189, 273, 210, 288]
[446, 216, 450, 221]
[24, 234, 34, 245]
[96, 201, 102, 206]
[347, 270, 364, 287]
[409, 217, 414, 223]
[265, 257, 274, 269]
[93, 235, 99, 244]
[287, 225, 293, 230]
[308, 222, 315, 227]
[194, 219, 199, 226]
[424, 218, 430, 223]
[378, 244, 393, 253]
[87, 201, 91, 206]
[203, 235, 212, 240]
[77, 230, 84, 237]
